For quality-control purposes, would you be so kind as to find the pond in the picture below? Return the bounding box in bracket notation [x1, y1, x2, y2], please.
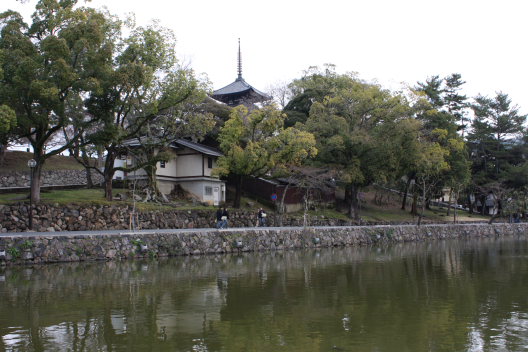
[0, 235, 527, 351]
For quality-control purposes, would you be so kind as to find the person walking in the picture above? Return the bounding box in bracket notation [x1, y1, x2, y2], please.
[257, 208, 267, 227]
[220, 207, 229, 229]
[216, 207, 224, 229]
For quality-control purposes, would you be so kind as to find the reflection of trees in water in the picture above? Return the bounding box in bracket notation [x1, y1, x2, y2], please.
[0, 236, 527, 351]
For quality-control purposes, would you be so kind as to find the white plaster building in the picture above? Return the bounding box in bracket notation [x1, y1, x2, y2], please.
[115, 139, 226, 205]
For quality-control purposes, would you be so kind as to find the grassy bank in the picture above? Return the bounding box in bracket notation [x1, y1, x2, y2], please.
[0, 188, 210, 211]
[1, 151, 84, 172]
[0, 187, 488, 223]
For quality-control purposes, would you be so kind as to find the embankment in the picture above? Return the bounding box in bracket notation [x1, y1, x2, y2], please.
[0, 170, 104, 190]
[0, 223, 525, 265]
[0, 203, 359, 233]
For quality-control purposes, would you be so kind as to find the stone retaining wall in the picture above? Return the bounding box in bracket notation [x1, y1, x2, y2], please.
[0, 223, 525, 265]
[0, 170, 103, 189]
[0, 203, 361, 233]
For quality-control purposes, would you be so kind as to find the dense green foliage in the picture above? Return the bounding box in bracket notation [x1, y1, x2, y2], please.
[281, 65, 526, 221]
[282, 67, 468, 220]
[0, 1, 214, 202]
[215, 105, 317, 207]
[0, 1, 113, 201]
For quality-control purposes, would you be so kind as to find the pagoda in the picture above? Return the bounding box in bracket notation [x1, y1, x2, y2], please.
[212, 39, 270, 108]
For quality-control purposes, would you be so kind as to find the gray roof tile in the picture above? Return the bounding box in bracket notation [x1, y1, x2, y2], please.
[212, 78, 270, 100]
[173, 139, 223, 157]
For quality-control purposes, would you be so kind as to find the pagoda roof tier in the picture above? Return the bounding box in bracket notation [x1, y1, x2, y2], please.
[212, 77, 270, 106]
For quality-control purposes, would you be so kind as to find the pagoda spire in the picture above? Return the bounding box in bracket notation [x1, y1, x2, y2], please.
[212, 38, 271, 107]
[237, 38, 242, 80]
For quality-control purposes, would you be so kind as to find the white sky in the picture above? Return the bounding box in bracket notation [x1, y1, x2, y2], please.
[4, 0, 528, 111]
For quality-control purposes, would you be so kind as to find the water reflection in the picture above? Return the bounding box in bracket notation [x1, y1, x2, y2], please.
[0, 236, 527, 351]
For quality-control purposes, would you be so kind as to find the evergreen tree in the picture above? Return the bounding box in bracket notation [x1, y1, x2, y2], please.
[0, 1, 115, 202]
[468, 92, 526, 181]
[300, 70, 412, 220]
[444, 73, 468, 135]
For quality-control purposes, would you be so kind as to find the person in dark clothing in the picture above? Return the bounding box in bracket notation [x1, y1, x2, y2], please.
[257, 208, 267, 227]
[216, 207, 224, 229]
[221, 207, 229, 228]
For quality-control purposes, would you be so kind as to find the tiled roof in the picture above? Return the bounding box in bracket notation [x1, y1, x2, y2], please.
[212, 77, 270, 100]
[121, 137, 223, 157]
[172, 139, 223, 157]
[121, 136, 158, 147]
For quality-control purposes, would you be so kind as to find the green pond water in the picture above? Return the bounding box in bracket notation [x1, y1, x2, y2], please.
[0, 235, 527, 351]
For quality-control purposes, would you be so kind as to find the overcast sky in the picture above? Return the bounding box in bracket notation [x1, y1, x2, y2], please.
[4, 0, 528, 111]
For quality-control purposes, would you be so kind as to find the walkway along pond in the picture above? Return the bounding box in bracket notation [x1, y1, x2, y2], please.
[0, 223, 526, 265]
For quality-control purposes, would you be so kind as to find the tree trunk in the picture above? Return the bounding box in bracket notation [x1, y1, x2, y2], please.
[401, 176, 413, 210]
[446, 188, 452, 216]
[30, 161, 43, 204]
[85, 167, 93, 188]
[69, 126, 80, 158]
[97, 147, 104, 169]
[488, 211, 499, 224]
[417, 179, 426, 226]
[234, 174, 242, 208]
[27, 137, 47, 204]
[104, 174, 113, 201]
[411, 191, 418, 216]
[145, 164, 159, 197]
[453, 189, 460, 223]
[345, 185, 351, 208]
[401, 173, 415, 210]
[346, 184, 360, 221]
[480, 194, 486, 215]
[277, 183, 290, 227]
[0, 143, 5, 166]
[81, 150, 93, 188]
[103, 153, 116, 201]
[303, 190, 310, 228]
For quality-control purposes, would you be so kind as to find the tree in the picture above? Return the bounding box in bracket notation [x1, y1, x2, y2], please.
[443, 136, 471, 220]
[0, 1, 115, 202]
[444, 73, 468, 135]
[61, 92, 100, 187]
[82, 21, 212, 200]
[0, 104, 16, 166]
[471, 92, 526, 176]
[283, 64, 358, 128]
[270, 165, 336, 227]
[414, 75, 471, 215]
[414, 131, 450, 225]
[501, 163, 528, 220]
[415, 75, 462, 135]
[415, 75, 444, 109]
[215, 104, 317, 208]
[0, 52, 17, 166]
[301, 72, 412, 220]
[381, 117, 423, 212]
[266, 81, 292, 110]
[467, 92, 527, 206]
[127, 95, 216, 199]
[472, 93, 525, 144]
